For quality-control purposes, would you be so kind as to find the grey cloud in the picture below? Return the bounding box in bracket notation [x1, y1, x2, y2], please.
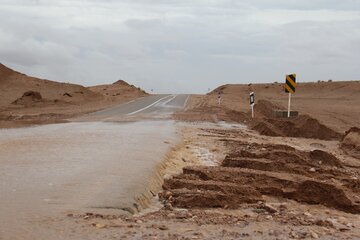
[0, 0, 359, 93]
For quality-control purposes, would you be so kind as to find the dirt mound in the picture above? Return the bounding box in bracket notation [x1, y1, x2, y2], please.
[12, 91, 43, 105]
[288, 180, 358, 213]
[254, 100, 285, 118]
[309, 150, 343, 167]
[161, 179, 261, 208]
[162, 166, 360, 213]
[251, 121, 281, 137]
[161, 140, 360, 213]
[341, 127, 360, 159]
[222, 154, 348, 182]
[112, 80, 130, 86]
[183, 97, 341, 140]
[89, 80, 147, 99]
[174, 106, 247, 123]
[22, 91, 42, 100]
[251, 115, 341, 140]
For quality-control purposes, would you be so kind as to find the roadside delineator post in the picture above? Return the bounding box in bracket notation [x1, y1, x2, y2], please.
[249, 92, 255, 118]
[288, 91, 292, 118]
[285, 74, 296, 118]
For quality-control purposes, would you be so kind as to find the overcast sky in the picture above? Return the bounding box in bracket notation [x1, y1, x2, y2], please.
[0, 0, 359, 93]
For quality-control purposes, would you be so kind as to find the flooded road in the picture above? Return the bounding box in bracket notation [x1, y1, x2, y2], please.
[0, 95, 188, 239]
[75, 94, 189, 121]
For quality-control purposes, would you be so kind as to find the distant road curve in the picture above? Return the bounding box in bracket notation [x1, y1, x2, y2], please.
[75, 94, 189, 121]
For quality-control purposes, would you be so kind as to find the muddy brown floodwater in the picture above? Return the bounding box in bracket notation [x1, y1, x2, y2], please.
[0, 121, 178, 240]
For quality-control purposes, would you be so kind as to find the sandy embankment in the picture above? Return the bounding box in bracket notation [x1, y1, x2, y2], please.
[0, 63, 147, 128]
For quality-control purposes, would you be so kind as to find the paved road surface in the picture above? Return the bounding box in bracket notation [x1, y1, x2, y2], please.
[76, 94, 189, 121]
[0, 94, 189, 240]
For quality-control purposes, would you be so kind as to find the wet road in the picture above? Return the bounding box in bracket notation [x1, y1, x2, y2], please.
[0, 95, 189, 239]
[76, 94, 189, 121]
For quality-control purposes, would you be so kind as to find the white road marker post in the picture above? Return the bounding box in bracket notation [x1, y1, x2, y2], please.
[287, 92, 291, 118]
[249, 92, 255, 118]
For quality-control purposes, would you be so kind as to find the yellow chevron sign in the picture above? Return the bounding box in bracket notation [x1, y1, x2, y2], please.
[285, 74, 296, 94]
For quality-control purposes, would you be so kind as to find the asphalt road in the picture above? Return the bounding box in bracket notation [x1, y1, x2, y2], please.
[76, 94, 189, 121]
[0, 94, 189, 240]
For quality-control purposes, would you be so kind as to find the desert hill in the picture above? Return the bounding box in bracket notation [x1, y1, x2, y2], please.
[0, 63, 103, 109]
[0, 63, 147, 127]
[89, 79, 146, 103]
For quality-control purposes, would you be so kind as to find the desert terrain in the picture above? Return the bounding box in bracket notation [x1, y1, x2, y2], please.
[0, 64, 360, 239]
[58, 81, 360, 240]
[0, 63, 147, 128]
[177, 81, 360, 133]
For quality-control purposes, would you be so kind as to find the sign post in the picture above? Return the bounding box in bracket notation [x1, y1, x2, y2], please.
[249, 92, 255, 118]
[285, 74, 296, 118]
[287, 92, 291, 118]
